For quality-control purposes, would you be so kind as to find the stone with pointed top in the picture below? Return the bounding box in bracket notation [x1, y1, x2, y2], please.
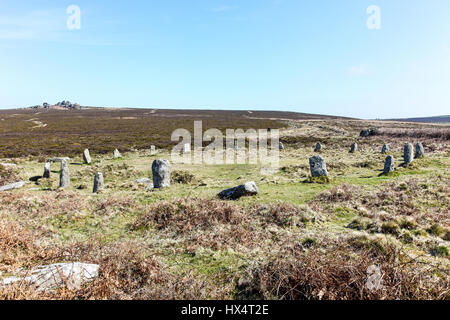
[350, 143, 358, 153]
[113, 149, 121, 159]
[382, 144, 389, 154]
[43, 162, 51, 178]
[314, 142, 322, 152]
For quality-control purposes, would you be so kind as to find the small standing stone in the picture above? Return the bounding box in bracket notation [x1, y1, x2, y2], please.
[59, 159, 70, 189]
[113, 149, 121, 159]
[83, 149, 92, 164]
[415, 142, 424, 158]
[150, 145, 156, 155]
[383, 155, 395, 174]
[382, 144, 389, 154]
[314, 142, 322, 152]
[93, 172, 104, 193]
[152, 159, 171, 188]
[218, 181, 259, 200]
[309, 155, 328, 177]
[279, 142, 285, 150]
[43, 162, 51, 178]
[350, 143, 358, 153]
[404, 143, 414, 164]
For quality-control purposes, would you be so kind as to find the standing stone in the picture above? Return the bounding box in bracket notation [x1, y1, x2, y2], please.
[150, 145, 156, 155]
[382, 144, 389, 154]
[43, 162, 51, 178]
[350, 143, 358, 153]
[404, 143, 414, 164]
[93, 172, 104, 193]
[314, 142, 322, 152]
[309, 155, 328, 177]
[183, 143, 191, 154]
[279, 142, 285, 150]
[59, 160, 70, 189]
[152, 159, 171, 188]
[83, 149, 91, 164]
[383, 155, 395, 174]
[113, 149, 121, 159]
[218, 181, 259, 200]
[415, 142, 424, 158]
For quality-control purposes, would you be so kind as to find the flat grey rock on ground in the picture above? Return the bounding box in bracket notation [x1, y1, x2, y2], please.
[218, 181, 259, 200]
[152, 159, 171, 188]
[1, 263, 99, 292]
[47, 157, 70, 163]
[0, 181, 28, 192]
[134, 178, 152, 184]
[415, 142, 425, 158]
[0, 163, 17, 168]
[383, 155, 395, 174]
[404, 143, 414, 164]
[309, 155, 328, 177]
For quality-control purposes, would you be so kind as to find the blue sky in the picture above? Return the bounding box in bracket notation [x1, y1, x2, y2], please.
[0, 0, 449, 118]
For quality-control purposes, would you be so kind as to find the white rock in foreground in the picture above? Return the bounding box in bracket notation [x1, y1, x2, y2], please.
[1, 263, 99, 292]
[0, 181, 28, 192]
[218, 181, 259, 200]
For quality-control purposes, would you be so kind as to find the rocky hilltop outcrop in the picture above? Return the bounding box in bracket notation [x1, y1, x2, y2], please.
[29, 101, 82, 110]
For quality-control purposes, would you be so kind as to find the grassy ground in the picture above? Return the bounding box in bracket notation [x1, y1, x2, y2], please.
[0, 116, 449, 300]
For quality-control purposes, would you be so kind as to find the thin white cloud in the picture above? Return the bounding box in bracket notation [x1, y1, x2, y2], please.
[347, 64, 370, 77]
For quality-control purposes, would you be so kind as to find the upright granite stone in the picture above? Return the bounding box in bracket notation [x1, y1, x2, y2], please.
[150, 145, 156, 155]
[43, 162, 51, 178]
[93, 172, 104, 193]
[350, 143, 358, 153]
[218, 181, 259, 200]
[314, 142, 322, 152]
[382, 144, 389, 154]
[415, 142, 424, 158]
[113, 149, 121, 159]
[83, 149, 92, 164]
[404, 143, 414, 164]
[279, 142, 285, 150]
[152, 159, 171, 188]
[383, 155, 395, 174]
[309, 155, 328, 177]
[59, 160, 70, 189]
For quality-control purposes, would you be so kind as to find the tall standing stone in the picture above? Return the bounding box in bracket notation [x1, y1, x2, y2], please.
[404, 143, 414, 164]
[152, 159, 171, 188]
[43, 162, 51, 179]
[309, 155, 328, 177]
[113, 149, 121, 159]
[59, 159, 70, 189]
[150, 145, 156, 155]
[93, 172, 104, 193]
[350, 143, 358, 153]
[382, 144, 389, 154]
[415, 142, 424, 158]
[83, 149, 92, 164]
[314, 142, 322, 152]
[383, 155, 395, 174]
